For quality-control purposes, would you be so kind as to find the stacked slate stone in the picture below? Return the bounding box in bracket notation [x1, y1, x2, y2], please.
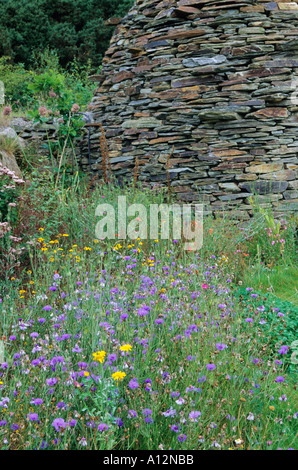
[81, 0, 298, 218]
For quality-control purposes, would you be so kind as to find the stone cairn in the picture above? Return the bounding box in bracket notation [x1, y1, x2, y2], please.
[83, 0, 297, 218]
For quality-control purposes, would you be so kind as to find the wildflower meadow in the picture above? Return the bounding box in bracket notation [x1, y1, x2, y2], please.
[0, 168, 297, 450]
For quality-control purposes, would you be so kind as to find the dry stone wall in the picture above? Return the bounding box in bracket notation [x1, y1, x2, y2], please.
[80, 0, 298, 218]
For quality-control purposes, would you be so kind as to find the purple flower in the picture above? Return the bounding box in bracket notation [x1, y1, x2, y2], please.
[176, 397, 185, 405]
[278, 346, 289, 355]
[245, 318, 253, 323]
[206, 364, 216, 371]
[108, 353, 117, 363]
[52, 418, 67, 432]
[46, 378, 58, 386]
[138, 306, 150, 317]
[197, 375, 206, 383]
[29, 413, 39, 422]
[189, 411, 201, 421]
[216, 343, 227, 351]
[31, 398, 43, 405]
[145, 416, 153, 424]
[98, 423, 109, 432]
[275, 376, 285, 383]
[162, 407, 176, 417]
[128, 410, 137, 418]
[142, 408, 152, 417]
[178, 434, 187, 442]
[128, 379, 139, 390]
[30, 332, 39, 338]
[171, 424, 179, 432]
[43, 305, 52, 311]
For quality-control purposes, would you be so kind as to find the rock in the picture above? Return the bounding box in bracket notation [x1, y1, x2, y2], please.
[239, 181, 288, 195]
[0, 150, 22, 177]
[182, 55, 227, 67]
[121, 117, 163, 128]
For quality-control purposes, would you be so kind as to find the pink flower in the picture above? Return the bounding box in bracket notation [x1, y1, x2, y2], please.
[201, 284, 208, 289]
[3, 106, 12, 116]
[71, 103, 80, 113]
[49, 90, 57, 98]
[38, 106, 48, 117]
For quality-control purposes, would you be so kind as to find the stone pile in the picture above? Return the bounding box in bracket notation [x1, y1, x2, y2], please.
[80, 0, 298, 218]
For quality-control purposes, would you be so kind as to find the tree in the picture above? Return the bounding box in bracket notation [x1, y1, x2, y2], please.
[0, 0, 135, 69]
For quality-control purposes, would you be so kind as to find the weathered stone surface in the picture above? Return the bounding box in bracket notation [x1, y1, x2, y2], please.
[121, 117, 162, 128]
[246, 163, 284, 174]
[239, 181, 288, 195]
[77, 0, 298, 218]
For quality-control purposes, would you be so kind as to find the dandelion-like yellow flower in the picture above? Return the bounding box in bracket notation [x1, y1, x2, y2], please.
[119, 344, 132, 352]
[84, 371, 90, 377]
[112, 371, 126, 382]
[92, 351, 106, 363]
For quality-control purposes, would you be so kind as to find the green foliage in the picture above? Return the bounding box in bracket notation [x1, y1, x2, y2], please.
[0, 56, 33, 107]
[0, 0, 135, 70]
[234, 287, 298, 374]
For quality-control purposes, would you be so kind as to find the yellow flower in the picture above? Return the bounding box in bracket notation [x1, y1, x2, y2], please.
[38, 228, 44, 232]
[62, 234, 69, 237]
[84, 247, 91, 251]
[112, 371, 126, 382]
[84, 371, 90, 377]
[38, 237, 44, 242]
[269, 406, 275, 411]
[11, 277, 15, 281]
[92, 351, 106, 363]
[119, 344, 132, 352]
